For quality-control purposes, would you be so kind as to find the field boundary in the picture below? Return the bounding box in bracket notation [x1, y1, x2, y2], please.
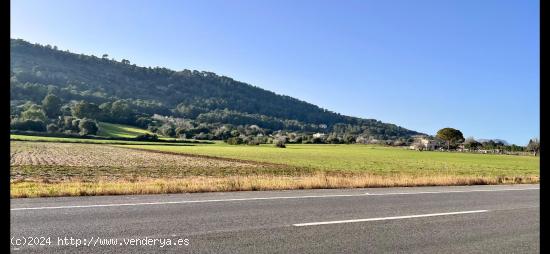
[117, 145, 304, 170]
[10, 138, 200, 146]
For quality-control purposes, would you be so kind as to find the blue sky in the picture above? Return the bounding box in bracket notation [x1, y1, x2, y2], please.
[11, 0, 539, 145]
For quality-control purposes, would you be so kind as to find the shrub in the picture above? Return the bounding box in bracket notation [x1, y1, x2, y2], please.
[147, 125, 158, 133]
[135, 133, 159, 141]
[226, 137, 243, 145]
[311, 137, 324, 144]
[275, 139, 286, 148]
[10, 118, 46, 132]
[247, 139, 260, 146]
[46, 123, 59, 133]
[78, 118, 99, 136]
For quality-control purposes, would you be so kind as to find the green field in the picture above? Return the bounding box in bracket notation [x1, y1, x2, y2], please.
[119, 143, 539, 177]
[97, 122, 163, 138]
[9, 134, 203, 146]
[96, 122, 185, 141]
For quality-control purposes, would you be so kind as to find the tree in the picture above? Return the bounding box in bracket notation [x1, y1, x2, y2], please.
[41, 94, 62, 118]
[135, 117, 152, 129]
[20, 104, 47, 122]
[60, 104, 72, 116]
[481, 140, 496, 150]
[158, 124, 176, 137]
[59, 116, 80, 132]
[78, 118, 99, 135]
[526, 138, 540, 156]
[463, 137, 481, 151]
[72, 101, 101, 119]
[436, 128, 464, 150]
[110, 100, 134, 124]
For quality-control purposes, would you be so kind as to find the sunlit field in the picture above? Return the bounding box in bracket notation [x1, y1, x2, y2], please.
[120, 143, 539, 177]
[10, 140, 539, 198]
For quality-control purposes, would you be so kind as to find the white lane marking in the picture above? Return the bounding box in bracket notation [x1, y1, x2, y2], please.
[364, 187, 539, 196]
[10, 194, 364, 211]
[11, 187, 538, 211]
[292, 210, 489, 227]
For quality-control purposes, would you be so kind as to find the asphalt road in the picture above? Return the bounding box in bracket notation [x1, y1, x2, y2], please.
[11, 184, 539, 253]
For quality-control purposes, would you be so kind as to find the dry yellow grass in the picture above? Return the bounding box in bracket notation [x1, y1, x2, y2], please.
[11, 174, 539, 198]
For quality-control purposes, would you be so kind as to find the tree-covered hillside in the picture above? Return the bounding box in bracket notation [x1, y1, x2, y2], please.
[10, 38, 421, 143]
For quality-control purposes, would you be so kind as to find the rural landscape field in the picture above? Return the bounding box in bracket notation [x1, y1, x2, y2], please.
[10, 130, 539, 198]
[10, 1, 539, 253]
[9, 38, 540, 199]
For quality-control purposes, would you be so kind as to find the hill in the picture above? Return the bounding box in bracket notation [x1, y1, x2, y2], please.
[10, 38, 422, 142]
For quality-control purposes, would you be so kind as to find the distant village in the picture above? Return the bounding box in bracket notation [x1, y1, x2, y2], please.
[240, 130, 539, 156]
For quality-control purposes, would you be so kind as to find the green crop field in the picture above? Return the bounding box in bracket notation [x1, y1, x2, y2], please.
[96, 122, 183, 141]
[9, 134, 201, 146]
[120, 143, 539, 177]
[97, 122, 160, 138]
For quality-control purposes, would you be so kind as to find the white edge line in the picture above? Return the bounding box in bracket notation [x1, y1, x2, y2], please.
[292, 210, 489, 227]
[11, 187, 538, 211]
[10, 194, 362, 211]
[364, 187, 539, 196]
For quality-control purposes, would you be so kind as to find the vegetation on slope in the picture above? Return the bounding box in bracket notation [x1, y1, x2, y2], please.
[10, 38, 420, 142]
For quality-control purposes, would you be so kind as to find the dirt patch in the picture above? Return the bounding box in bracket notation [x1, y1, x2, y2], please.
[11, 142, 265, 168]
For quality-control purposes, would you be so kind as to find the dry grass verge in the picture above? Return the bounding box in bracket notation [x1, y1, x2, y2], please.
[11, 174, 539, 198]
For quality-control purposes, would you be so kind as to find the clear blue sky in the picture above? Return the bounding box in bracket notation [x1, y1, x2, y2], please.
[11, 0, 539, 145]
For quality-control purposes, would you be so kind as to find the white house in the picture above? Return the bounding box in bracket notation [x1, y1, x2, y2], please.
[409, 136, 438, 151]
[313, 133, 326, 138]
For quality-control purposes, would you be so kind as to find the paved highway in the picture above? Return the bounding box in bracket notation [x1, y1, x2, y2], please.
[10, 184, 539, 253]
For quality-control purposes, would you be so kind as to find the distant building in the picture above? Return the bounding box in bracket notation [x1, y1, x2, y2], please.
[409, 136, 438, 151]
[313, 133, 326, 138]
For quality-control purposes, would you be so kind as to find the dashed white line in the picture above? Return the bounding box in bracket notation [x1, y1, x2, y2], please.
[292, 210, 490, 227]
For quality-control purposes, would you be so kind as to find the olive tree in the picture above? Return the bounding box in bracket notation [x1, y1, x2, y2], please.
[526, 138, 540, 156]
